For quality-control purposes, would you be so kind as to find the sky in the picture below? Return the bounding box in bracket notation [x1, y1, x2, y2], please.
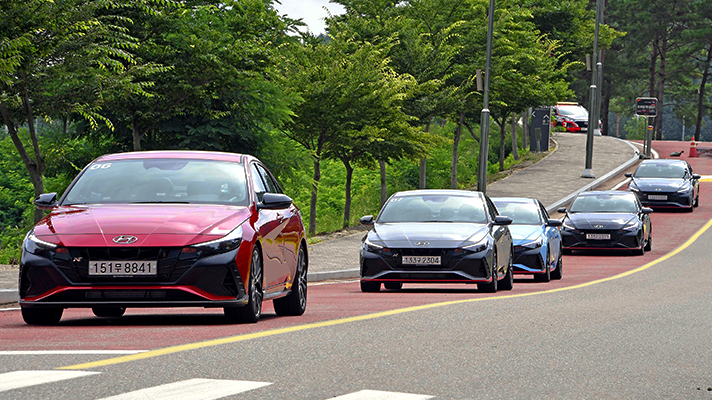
[273, 0, 345, 35]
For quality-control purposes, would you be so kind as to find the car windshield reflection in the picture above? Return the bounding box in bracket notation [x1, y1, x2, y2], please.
[378, 194, 487, 223]
[62, 159, 250, 206]
[569, 194, 637, 213]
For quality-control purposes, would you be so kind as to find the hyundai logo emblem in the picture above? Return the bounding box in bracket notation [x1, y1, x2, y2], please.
[415, 241, 429, 246]
[112, 235, 138, 244]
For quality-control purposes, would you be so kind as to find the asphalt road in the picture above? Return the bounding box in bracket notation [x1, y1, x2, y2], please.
[1, 142, 712, 399]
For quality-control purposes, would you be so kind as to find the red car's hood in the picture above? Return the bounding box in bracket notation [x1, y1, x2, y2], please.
[33, 204, 251, 247]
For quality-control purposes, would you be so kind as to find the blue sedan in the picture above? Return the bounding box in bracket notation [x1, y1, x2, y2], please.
[492, 197, 563, 282]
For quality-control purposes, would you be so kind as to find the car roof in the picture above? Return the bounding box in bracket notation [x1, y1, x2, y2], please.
[639, 159, 687, 166]
[93, 150, 249, 163]
[491, 197, 538, 204]
[392, 189, 482, 198]
[576, 190, 634, 197]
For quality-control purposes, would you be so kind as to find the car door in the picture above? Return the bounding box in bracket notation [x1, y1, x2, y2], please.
[539, 201, 561, 265]
[485, 196, 511, 277]
[255, 163, 300, 287]
[250, 162, 286, 293]
[635, 198, 651, 241]
[687, 163, 700, 204]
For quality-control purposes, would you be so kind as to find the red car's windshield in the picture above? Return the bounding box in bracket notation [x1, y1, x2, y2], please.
[63, 159, 250, 206]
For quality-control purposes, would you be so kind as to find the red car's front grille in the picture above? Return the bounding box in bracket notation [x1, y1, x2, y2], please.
[52, 247, 194, 283]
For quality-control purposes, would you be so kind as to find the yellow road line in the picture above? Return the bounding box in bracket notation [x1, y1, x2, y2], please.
[59, 217, 712, 371]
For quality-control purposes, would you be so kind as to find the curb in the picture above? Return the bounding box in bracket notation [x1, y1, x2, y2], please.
[309, 137, 641, 283]
[545, 138, 641, 214]
[307, 269, 359, 282]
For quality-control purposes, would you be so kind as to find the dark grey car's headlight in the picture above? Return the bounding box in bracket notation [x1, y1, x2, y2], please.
[621, 221, 640, 232]
[462, 237, 488, 253]
[677, 185, 693, 193]
[562, 219, 577, 231]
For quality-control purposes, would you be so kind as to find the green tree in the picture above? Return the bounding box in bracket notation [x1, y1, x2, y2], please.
[0, 0, 155, 223]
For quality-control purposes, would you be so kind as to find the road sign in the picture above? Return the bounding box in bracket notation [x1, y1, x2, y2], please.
[636, 97, 657, 117]
[530, 107, 550, 152]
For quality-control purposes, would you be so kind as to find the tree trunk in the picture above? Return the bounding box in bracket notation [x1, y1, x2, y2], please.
[499, 119, 506, 172]
[309, 158, 321, 236]
[451, 111, 464, 189]
[510, 113, 519, 160]
[522, 110, 529, 150]
[464, 123, 480, 143]
[342, 159, 353, 229]
[694, 45, 712, 141]
[655, 33, 667, 141]
[132, 114, 142, 151]
[602, 61, 611, 137]
[379, 160, 387, 207]
[1, 100, 46, 223]
[419, 119, 431, 189]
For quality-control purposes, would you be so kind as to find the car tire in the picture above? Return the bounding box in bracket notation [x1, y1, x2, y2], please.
[551, 249, 563, 280]
[360, 280, 381, 292]
[92, 307, 126, 318]
[274, 245, 308, 316]
[478, 252, 498, 293]
[694, 194, 699, 207]
[225, 246, 263, 323]
[384, 282, 403, 290]
[499, 251, 514, 291]
[21, 306, 63, 325]
[644, 235, 652, 252]
[534, 250, 551, 283]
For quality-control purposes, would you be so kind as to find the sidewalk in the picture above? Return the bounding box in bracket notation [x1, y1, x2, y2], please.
[0, 133, 640, 305]
[306, 132, 639, 281]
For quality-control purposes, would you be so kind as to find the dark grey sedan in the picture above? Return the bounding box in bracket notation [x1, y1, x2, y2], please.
[626, 159, 700, 211]
[559, 191, 652, 255]
[359, 190, 513, 293]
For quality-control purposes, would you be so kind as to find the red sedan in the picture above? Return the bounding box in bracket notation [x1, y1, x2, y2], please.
[19, 151, 308, 325]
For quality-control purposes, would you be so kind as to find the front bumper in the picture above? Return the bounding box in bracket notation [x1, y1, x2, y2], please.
[360, 248, 492, 283]
[512, 247, 546, 274]
[19, 247, 247, 308]
[561, 229, 643, 251]
[632, 190, 693, 209]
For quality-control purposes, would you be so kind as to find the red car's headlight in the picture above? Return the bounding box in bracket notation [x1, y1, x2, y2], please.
[192, 225, 243, 255]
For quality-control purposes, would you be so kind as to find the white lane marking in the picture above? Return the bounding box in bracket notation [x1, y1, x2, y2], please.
[629, 141, 660, 159]
[612, 178, 631, 190]
[0, 370, 99, 392]
[0, 289, 16, 292]
[98, 378, 271, 400]
[0, 350, 146, 355]
[331, 390, 434, 400]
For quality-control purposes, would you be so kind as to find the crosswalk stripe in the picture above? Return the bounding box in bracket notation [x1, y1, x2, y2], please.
[0, 370, 99, 392]
[330, 390, 434, 400]
[97, 378, 271, 400]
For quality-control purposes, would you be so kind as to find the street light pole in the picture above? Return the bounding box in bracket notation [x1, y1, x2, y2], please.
[477, 0, 495, 193]
[582, 0, 604, 179]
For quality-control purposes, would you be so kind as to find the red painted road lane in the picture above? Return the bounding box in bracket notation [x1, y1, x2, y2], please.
[1, 141, 710, 352]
